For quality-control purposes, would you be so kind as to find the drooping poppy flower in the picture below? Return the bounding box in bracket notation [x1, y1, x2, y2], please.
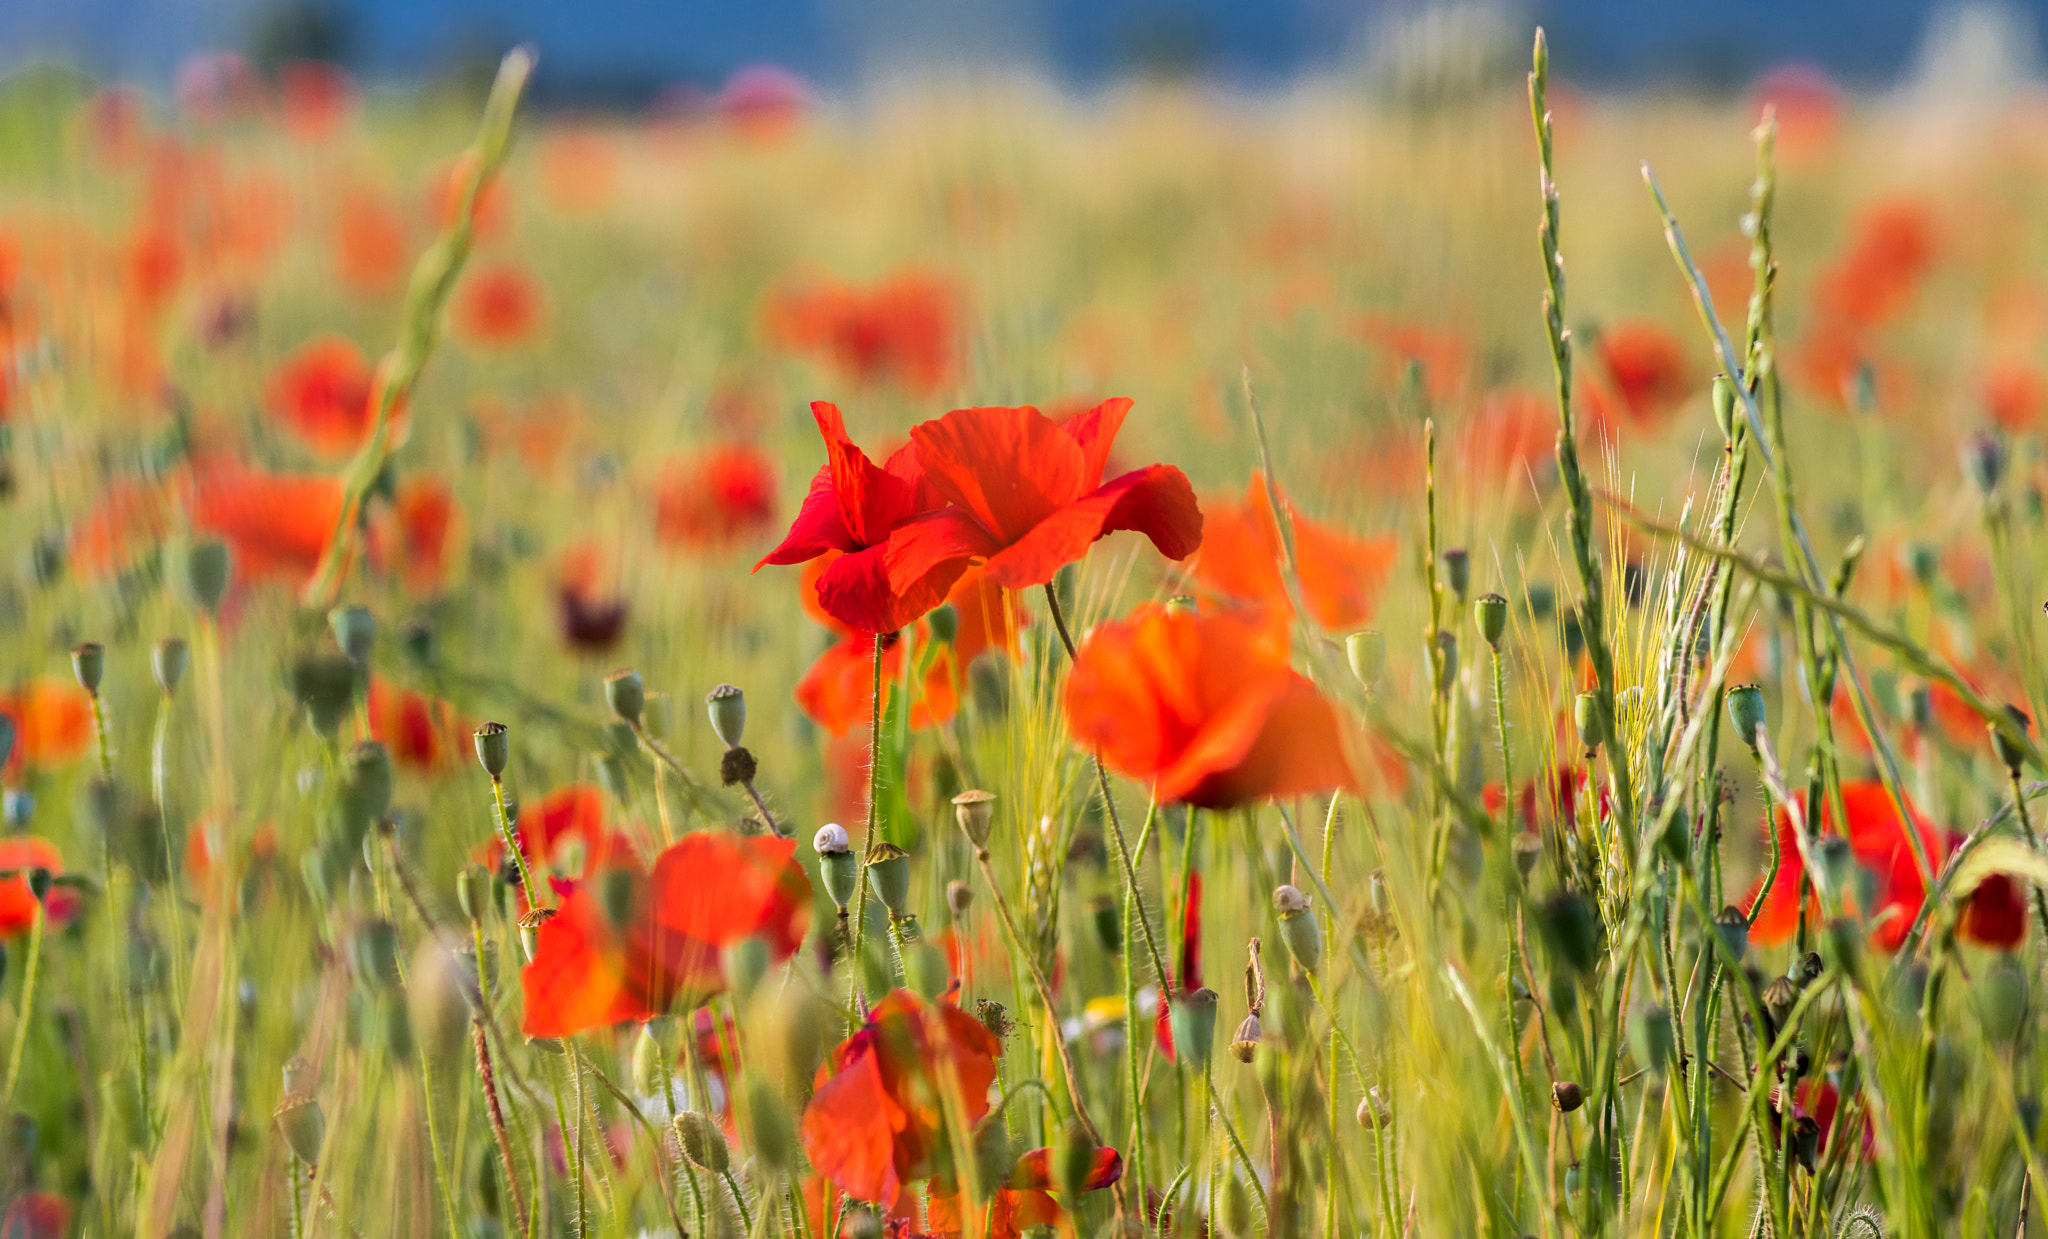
[277, 62, 357, 142]
[1182, 474, 1395, 631]
[0, 836, 64, 937]
[883, 400, 1202, 599]
[266, 336, 382, 454]
[1062, 604, 1355, 810]
[1595, 320, 1691, 428]
[366, 677, 462, 770]
[1747, 781, 2025, 953]
[653, 444, 779, 549]
[519, 831, 811, 1038]
[765, 273, 958, 393]
[924, 1145, 1125, 1239]
[1, 679, 95, 774]
[800, 988, 1002, 1210]
[453, 263, 543, 348]
[0, 1189, 72, 1238]
[335, 190, 408, 295]
[757, 402, 956, 634]
[188, 460, 345, 588]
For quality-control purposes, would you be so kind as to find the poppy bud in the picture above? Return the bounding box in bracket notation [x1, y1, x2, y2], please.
[1713, 905, 1749, 961]
[1229, 1013, 1262, 1063]
[1992, 704, 2032, 775]
[180, 537, 233, 614]
[743, 1073, 797, 1173]
[473, 722, 510, 778]
[1346, 631, 1386, 689]
[706, 683, 746, 748]
[380, 994, 415, 1061]
[604, 669, 645, 726]
[674, 1111, 730, 1174]
[1711, 373, 1738, 441]
[27, 868, 51, 904]
[726, 936, 770, 1004]
[1088, 895, 1123, 955]
[342, 741, 394, 827]
[71, 642, 104, 695]
[328, 604, 376, 665]
[1441, 548, 1470, 601]
[1274, 885, 1322, 973]
[1475, 593, 1509, 650]
[402, 617, 438, 668]
[906, 941, 950, 999]
[350, 918, 403, 989]
[152, 637, 189, 696]
[1629, 1004, 1674, 1073]
[1220, 1172, 1253, 1237]
[1552, 1080, 1584, 1113]
[1369, 868, 1390, 913]
[1433, 632, 1459, 694]
[275, 1093, 326, 1166]
[456, 864, 492, 924]
[1170, 987, 1219, 1064]
[1538, 891, 1601, 975]
[946, 880, 973, 916]
[1962, 431, 2006, 496]
[1355, 1086, 1393, 1130]
[953, 789, 996, 850]
[927, 603, 958, 645]
[1725, 684, 1766, 749]
[1573, 692, 1604, 755]
[866, 842, 912, 915]
[1796, 951, 1824, 986]
[631, 1022, 665, 1097]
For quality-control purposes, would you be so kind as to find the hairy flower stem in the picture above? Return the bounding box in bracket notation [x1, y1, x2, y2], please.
[490, 773, 543, 913]
[846, 638, 884, 1025]
[0, 899, 45, 1111]
[1204, 1064, 1271, 1229]
[1123, 800, 1159, 1211]
[473, 1017, 530, 1237]
[1042, 583, 1173, 1012]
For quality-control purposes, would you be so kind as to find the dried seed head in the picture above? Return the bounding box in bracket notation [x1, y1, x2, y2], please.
[1475, 592, 1509, 650]
[152, 637, 189, 696]
[952, 789, 996, 848]
[865, 842, 912, 914]
[328, 604, 376, 665]
[473, 722, 510, 778]
[1761, 975, 1798, 1017]
[71, 642, 104, 695]
[1552, 1080, 1584, 1113]
[1229, 1013, 1262, 1063]
[976, 999, 1013, 1040]
[604, 669, 645, 725]
[945, 880, 973, 916]
[705, 683, 746, 748]
[719, 746, 758, 788]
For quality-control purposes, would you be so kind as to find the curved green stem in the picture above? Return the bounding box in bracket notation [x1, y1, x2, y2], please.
[1, 898, 45, 1111]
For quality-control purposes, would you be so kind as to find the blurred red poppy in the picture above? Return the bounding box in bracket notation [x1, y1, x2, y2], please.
[2, 679, 96, 775]
[1063, 604, 1354, 809]
[277, 62, 357, 142]
[558, 546, 629, 654]
[1982, 362, 2045, 432]
[719, 65, 808, 142]
[766, 272, 958, 393]
[1155, 869, 1203, 1062]
[758, 402, 954, 634]
[1183, 474, 1395, 631]
[454, 263, 543, 347]
[0, 1189, 71, 1239]
[1358, 316, 1471, 404]
[924, 1145, 1124, 1239]
[1482, 764, 1602, 832]
[430, 155, 510, 242]
[176, 51, 259, 126]
[266, 336, 383, 454]
[801, 988, 1002, 1210]
[366, 676, 462, 770]
[654, 444, 779, 549]
[1462, 389, 1556, 482]
[537, 128, 620, 214]
[520, 831, 811, 1038]
[188, 461, 345, 588]
[382, 475, 457, 594]
[1595, 320, 1691, 427]
[71, 477, 172, 578]
[0, 836, 64, 938]
[884, 400, 1202, 598]
[125, 226, 184, 315]
[1747, 781, 2026, 952]
[1816, 198, 1937, 331]
[1752, 64, 1841, 159]
[796, 630, 955, 736]
[336, 191, 408, 295]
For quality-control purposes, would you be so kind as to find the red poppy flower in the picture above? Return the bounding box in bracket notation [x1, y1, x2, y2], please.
[125, 226, 183, 315]
[277, 62, 357, 142]
[654, 444, 779, 549]
[883, 400, 1202, 601]
[188, 460, 345, 588]
[800, 988, 1002, 1210]
[335, 191, 407, 295]
[519, 831, 811, 1038]
[366, 677, 462, 770]
[1753, 64, 1840, 159]
[1183, 475, 1395, 631]
[1595, 320, 1690, 428]
[1461, 389, 1556, 482]
[757, 402, 957, 634]
[266, 336, 384, 454]
[1982, 362, 2045, 432]
[719, 65, 808, 142]
[430, 155, 510, 242]
[475, 784, 629, 883]
[765, 273, 957, 392]
[1482, 765, 1602, 832]
[377, 475, 457, 594]
[537, 128, 621, 215]
[0, 1189, 71, 1239]
[558, 545, 629, 654]
[176, 51, 259, 125]
[0, 836, 63, 938]
[454, 263, 543, 347]
[1747, 781, 2025, 952]
[924, 1145, 1125, 1238]
[1816, 198, 1937, 331]
[796, 630, 960, 737]
[1789, 1079, 1874, 1161]
[71, 477, 172, 578]
[1063, 604, 1355, 810]
[1155, 869, 1203, 1062]
[1, 679, 95, 775]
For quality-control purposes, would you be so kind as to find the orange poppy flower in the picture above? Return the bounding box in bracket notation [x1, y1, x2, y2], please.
[1063, 604, 1355, 809]
[335, 191, 408, 295]
[765, 272, 958, 393]
[1816, 198, 1937, 331]
[366, 677, 463, 770]
[653, 444, 779, 550]
[0, 836, 64, 938]
[519, 831, 811, 1038]
[1183, 475, 1395, 631]
[537, 128, 620, 215]
[1752, 65, 1840, 159]
[188, 460, 345, 588]
[883, 400, 1203, 598]
[277, 62, 357, 142]
[2, 679, 95, 774]
[1982, 362, 2045, 432]
[379, 475, 457, 594]
[1747, 781, 2026, 953]
[924, 1145, 1124, 1238]
[266, 336, 383, 454]
[1595, 320, 1691, 428]
[454, 263, 543, 348]
[800, 988, 1002, 1211]
[125, 226, 184, 315]
[71, 477, 172, 578]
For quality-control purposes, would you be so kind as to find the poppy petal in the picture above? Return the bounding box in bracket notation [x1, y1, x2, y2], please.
[817, 540, 965, 636]
[980, 464, 1202, 589]
[911, 405, 1087, 543]
[800, 1047, 909, 1208]
[756, 465, 859, 569]
[1058, 396, 1133, 489]
[648, 832, 811, 958]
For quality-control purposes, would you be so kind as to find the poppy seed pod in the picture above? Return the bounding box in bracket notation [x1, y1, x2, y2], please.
[329, 604, 376, 664]
[1761, 975, 1798, 1020]
[1433, 631, 1459, 694]
[1962, 431, 2007, 496]
[1346, 630, 1386, 689]
[473, 722, 510, 778]
[674, 1111, 730, 1174]
[1475, 593, 1509, 650]
[1229, 1013, 1262, 1063]
[455, 864, 492, 924]
[1441, 547, 1471, 601]
[927, 603, 958, 645]
[953, 789, 996, 849]
[1713, 905, 1749, 961]
[1903, 541, 1939, 588]
[180, 537, 233, 614]
[1573, 692, 1604, 755]
[816, 825, 858, 911]
[1904, 680, 1933, 731]
[1711, 372, 1738, 441]
[946, 880, 973, 916]
[1552, 1080, 1584, 1113]
[1992, 704, 2031, 775]
[1170, 987, 1219, 1064]
[865, 842, 912, 915]
[152, 637, 188, 696]
[705, 683, 746, 748]
[604, 669, 645, 726]
[1726, 684, 1766, 749]
[275, 1094, 325, 1166]
[1511, 832, 1542, 879]
[71, 642, 104, 695]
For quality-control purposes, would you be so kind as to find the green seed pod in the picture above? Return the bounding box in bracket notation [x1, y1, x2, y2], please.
[329, 604, 377, 665]
[71, 642, 104, 694]
[1441, 547, 1470, 601]
[605, 669, 646, 726]
[1903, 541, 1939, 588]
[725, 936, 771, 1004]
[1170, 987, 1219, 1065]
[1345, 631, 1386, 689]
[1219, 1172, 1253, 1237]
[706, 683, 746, 748]
[1629, 1004, 1674, 1074]
[1713, 905, 1749, 962]
[152, 637, 189, 696]
[952, 789, 996, 849]
[342, 741, 394, 827]
[674, 1111, 730, 1174]
[816, 823, 858, 910]
[743, 1073, 797, 1173]
[1992, 704, 2032, 775]
[905, 941, 950, 1000]
[1904, 679, 1933, 731]
[1511, 832, 1542, 878]
[1229, 1013, 1262, 1064]
[350, 919, 403, 989]
[1552, 1080, 1584, 1113]
[866, 842, 912, 915]
[1537, 891, 1601, 976]
[473, 722, 510, 778]
[1573, 692, 1604, 754]
[1474, 592, 1509, 650]
[180, 537, 233, 614]
[1711, 373, 1738, 441]
[927, 603, 959, 645]
[1761, 975, 1797, 1020]
[1087, 895, 1123, 955]
[1725, 684, 1767, 749]
[275, 1094, 326, 1165]
[456, 864, 492, 924]
[1274, 885, 1322, 973]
